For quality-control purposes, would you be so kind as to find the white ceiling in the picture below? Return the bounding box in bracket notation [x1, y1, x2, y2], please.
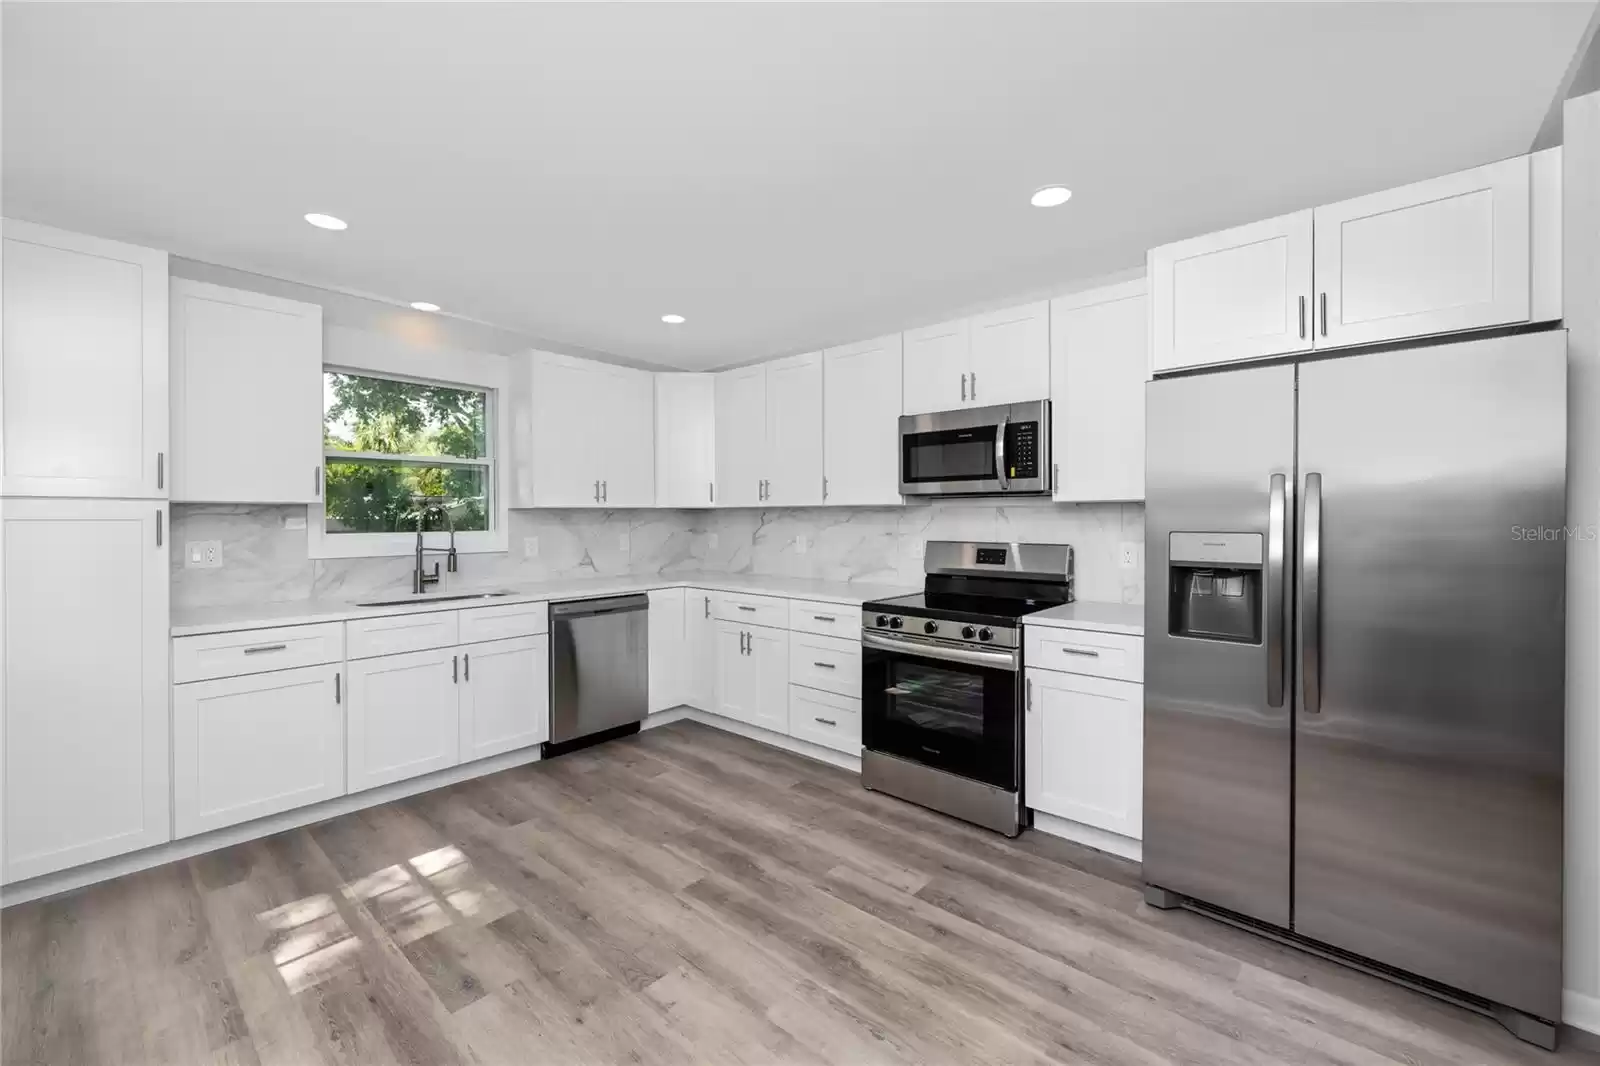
[4, 2, 1594, 371]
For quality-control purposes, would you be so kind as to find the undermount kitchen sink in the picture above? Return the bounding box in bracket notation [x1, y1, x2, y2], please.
[355, 591, 517, 607]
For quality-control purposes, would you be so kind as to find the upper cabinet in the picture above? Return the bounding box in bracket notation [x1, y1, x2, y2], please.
[171, 280, 323, 503]
[1149, 152, 1557, 375]
[2, 220, 168, 498]
[655, 373, 716, 507]
[823, 334, 903, 506]
[1051, 281, 1147, 503]
[1148, 210, 1314, 375]
[714, 364, 767, 508]
[713, 356, 824, 508]
[1312, 154, 1529, 349]
[517, 352, 654, 508]
[902, 302, 1050, 414]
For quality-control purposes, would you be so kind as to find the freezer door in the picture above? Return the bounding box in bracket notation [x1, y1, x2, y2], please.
[1144, 363, 1295, 927]
[1295, 332, 1566, 1020]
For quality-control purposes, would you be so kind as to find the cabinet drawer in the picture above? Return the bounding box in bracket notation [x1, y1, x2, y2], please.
[173, 622, 344, 683]
[347, 610, 459, 659]
[714, 592, 788, 629]
[788, 687, 861, 756]
[788, 631, 861, 698]
[1025, 627, 1143, 683]
[788, 599, 857, 639]
[458, 600, 548, 644]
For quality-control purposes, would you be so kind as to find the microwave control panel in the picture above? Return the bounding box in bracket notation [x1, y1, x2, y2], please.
[1005, 421, 1041, 479]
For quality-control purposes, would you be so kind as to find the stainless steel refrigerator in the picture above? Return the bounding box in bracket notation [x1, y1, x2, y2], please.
[1142, 330, 1567, 1046]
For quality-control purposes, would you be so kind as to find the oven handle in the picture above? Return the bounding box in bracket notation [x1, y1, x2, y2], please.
[863, 630, 1019, 672]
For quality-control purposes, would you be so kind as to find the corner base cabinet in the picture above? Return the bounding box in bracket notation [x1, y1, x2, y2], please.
[2, 499, 170, 883]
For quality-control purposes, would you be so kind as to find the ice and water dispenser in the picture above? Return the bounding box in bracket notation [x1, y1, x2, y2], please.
[1167, 532, 1263, 644]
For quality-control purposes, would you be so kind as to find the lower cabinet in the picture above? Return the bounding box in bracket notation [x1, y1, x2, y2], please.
[459, 635, 549, 762]
[788, 685, 861, 755]
[715, 620, 789, 733]
[1025, 667, 1143, 840]
[648, 588, 686, 713]
[173, 664, 344, 838]
[683, 589, 716, 711]
[347, 647, 462, 792]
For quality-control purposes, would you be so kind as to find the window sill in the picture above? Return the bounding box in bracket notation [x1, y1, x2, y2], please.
[307, 528, 508, 561]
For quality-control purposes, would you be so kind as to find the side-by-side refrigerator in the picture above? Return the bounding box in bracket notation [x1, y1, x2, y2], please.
[1143, 330, 1567, 1046]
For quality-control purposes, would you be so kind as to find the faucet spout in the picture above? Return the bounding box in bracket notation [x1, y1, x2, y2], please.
[410, 496, 458, 594]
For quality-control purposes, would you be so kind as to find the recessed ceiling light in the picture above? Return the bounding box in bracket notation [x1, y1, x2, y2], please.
[1030, 186, 1072, 208]
[304, 212, 348, 230]
[410, 301, 440, 312]
[661, 314, 686, 324]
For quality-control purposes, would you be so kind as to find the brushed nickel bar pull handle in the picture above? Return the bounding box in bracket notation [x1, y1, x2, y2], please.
[1302, 472, 1323, 715]
[335, 672, 341, 704]
[155, 509, 163, 547]
[157, 452, 164, 490]
[243, 643, 288, 655]
[1298, 295, 1306, 339]
[315, 466, 323, 497]
[813, 614, 836, 623]
[961, 373, 967, 402]
[1266, 472, 1287, 708]
[970, 373, 976, 400]
[464, 652, 470, 681]
[1061, 647, 1100, 657]
[737, 605, 757, 612]
[453, 654, 459, 683]
[812, 661, 837, 669]
[704, 595, 710, 619]
[1026, 677, 1032, 710]
[1319, 293, 1328, 338]
[602, 480, 607, 503]
[813, 717, 838, 727]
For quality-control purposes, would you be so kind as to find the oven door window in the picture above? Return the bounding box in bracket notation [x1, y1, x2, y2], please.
[863, 649, 1018, 790]
[902, 428, 997, 486]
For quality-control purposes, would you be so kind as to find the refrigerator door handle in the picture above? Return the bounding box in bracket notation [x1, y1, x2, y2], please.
[1266, 472, 1287, 708]
[1301, 471, 1323, 715]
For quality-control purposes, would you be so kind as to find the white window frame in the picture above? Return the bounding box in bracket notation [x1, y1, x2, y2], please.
[309, 326, 510, 559]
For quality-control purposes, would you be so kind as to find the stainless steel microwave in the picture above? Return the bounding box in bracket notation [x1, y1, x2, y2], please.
[898, 400, 1051, 497]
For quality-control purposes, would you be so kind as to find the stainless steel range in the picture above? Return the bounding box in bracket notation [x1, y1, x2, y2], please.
[859, 541, 1074, 836]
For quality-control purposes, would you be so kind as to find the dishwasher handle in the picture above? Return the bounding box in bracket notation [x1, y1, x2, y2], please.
[551, 593, 650, 619]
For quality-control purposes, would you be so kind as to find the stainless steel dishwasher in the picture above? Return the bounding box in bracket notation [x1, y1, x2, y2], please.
[545, 593, 649, 756]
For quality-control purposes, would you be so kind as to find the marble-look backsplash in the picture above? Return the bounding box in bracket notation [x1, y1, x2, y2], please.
[170, 499, 1144, 611]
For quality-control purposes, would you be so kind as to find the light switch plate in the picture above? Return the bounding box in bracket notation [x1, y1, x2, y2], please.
[708, 533, 719, 549]
[184, 540, 223, 569]
[795, 534, 809, 554]
[1120, 542, 1141, 569]
[909, 540, 925, 559]
[524, 537, 539, 558]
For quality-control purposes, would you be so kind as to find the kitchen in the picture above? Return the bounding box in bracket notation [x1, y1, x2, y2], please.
[4, 3, 1600, 1063]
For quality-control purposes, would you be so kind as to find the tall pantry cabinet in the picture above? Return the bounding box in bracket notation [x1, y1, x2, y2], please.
[1, 219, 172, 884]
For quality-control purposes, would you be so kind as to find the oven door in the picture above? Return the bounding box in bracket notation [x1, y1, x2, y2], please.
[861, 631, 1020, 790]
[899, 401, 1050, 496]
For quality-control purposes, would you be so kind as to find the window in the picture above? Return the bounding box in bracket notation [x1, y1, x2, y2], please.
[320, 369, 494, 544]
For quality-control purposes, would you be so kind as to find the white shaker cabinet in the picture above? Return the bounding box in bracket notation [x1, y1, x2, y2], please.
[648, 587, 687, 713]
[1312, 154, 1530, 349]
[1148, 209, 1314, 375]
[1050, 281, 1148, 502]
[715, 620, 789, 734]
[601, 363, 656, 508]
[2, 499, 170, 883]
[902, 318, 969, 415]
[172, 664, 344, 838]
[763, 352, 823, 506]
[1025, 668, 1143, 840]
[714, 364, 767, 507]
[346, 646, 461, 792]
[170, 280, 323, 503]
[520, 352, 653, 507]
[459, 635, 549, 762]
[683, 589, 717, 712]
[655, 373, 716, 507]
[2, 220, 169, 499]
[823, 335, 903, 505]
[968, 301, 1051, 407]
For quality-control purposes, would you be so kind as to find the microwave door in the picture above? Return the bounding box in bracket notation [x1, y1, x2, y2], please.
[900, 426, 1000, 495]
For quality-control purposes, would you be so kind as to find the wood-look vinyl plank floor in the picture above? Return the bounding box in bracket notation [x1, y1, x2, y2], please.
[3, 720, 1596, 1066]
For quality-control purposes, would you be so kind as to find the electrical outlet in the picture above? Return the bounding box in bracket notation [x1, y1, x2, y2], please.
[618, 532, 631, 552]
[1120, 542, 1141, 569]
[184, 540, 223, 569]
[795, 534, 809, 555]
[708, 533, 719, 549]
[283, 514, 307, 531]
[523, 537, 539, 558]
[909, 540, 925, 559]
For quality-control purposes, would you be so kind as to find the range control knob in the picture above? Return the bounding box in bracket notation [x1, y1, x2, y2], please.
[961, 626, 976, 639]
[924, 620, 939, 634]
[888, 616, 903, 630]
[978, 628, 993, 642]
[875, 615, 889, 627]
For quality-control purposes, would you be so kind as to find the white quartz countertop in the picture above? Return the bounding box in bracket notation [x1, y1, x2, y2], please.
[1022, 601, 1145, 636]
[170, 572, 918, 637]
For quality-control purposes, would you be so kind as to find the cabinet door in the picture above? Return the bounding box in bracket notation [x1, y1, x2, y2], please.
[2, 499, 169, 883]
[171, 280, 323, 503]
[601, 363, 656, 507]
[714, 365, 766, 507]
[655, 374, 716, 507]
[1314, 154, 1530, 349]
[902, 319, 969, 414]
[969, 301, 1050, 406]
[764, 352, 823, 506]
[1051, 282, 1148, 502]
[715, 620, 760, 725]
[173, 664, 344, 838]
[346, 647, 460, 792]
[526, 352, 607, 507]
[648, 588, 686, 713]
[1148, 209, 1313, 374]
[747, 625, 791, 735]
[460, 636, 548, 762]
[823, 335, 903, 506]
[1025, 669, 1142, 839]
[2, 220, 168, 498]
[683, 590, 717, 711]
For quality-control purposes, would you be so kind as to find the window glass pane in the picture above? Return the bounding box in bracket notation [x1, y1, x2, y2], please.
[324, 372, 487, 459]
[324, 460, 488, 534]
